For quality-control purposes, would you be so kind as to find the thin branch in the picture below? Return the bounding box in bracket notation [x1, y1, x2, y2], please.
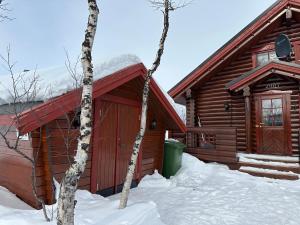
[0, 47, 51, 221]
[149, 0, 191, 11]
[64, 49, 83, 89]
[0, 0, 13, 22]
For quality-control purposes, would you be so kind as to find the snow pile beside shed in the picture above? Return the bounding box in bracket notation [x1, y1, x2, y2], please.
[0, 188, 165, 225]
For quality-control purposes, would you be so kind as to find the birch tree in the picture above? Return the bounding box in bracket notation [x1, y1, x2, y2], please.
[56, 0, 99, 224]
[119, 0, 188, 209]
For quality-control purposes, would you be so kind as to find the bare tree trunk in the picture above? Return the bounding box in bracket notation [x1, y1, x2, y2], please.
[56, 1, 99, 225]
[119, 0, 171, 209]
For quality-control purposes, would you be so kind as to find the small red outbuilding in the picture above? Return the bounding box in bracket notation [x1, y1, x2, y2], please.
[0, 63, 186, 208]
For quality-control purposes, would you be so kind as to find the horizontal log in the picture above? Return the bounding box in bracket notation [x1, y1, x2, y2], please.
[185, 151, 237, 163]
[187, 127, 236, 134]
[186, 148, 236, 156]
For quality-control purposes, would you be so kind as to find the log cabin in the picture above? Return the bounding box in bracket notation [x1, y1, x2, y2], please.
[169, 0, 300, 180]
[0, 63, 186, 208]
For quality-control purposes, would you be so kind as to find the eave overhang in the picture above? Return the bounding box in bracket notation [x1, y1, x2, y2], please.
[226, 60, 300, 92]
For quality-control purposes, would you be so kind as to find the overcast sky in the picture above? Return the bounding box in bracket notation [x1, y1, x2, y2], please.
[0, 0, 277, 91]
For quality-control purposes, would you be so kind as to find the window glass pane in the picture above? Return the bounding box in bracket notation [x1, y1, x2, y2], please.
[257, 52, 269, 66]
[273, 108, 283, 126]
[272, 98, 282, 109]
[262, 99, 271, 109]
[262, 109, 273, 126]
[269, 51, 277, 60]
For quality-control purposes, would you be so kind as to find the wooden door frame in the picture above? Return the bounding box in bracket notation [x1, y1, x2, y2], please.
[254, 91, 292, 155]
[91, 96, 142, 193]
[114, 102, 142, 192]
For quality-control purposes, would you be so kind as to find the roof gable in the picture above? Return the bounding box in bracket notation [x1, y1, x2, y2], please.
[169, 0, 300, 101]
[226, 60, 300, 91]
[16, 63, 186, 134]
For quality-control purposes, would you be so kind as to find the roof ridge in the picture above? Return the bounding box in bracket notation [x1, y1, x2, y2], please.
[169, 0, 295, 100]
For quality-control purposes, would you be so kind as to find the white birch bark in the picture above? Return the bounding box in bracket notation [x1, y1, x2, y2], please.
[56, 1, 99, 225]
[119, 0, 171, 209]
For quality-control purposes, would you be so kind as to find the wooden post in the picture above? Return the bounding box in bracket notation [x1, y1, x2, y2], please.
[243, 86, 252, 153]
[186, 89, 195, 147]
[186, 89, 195, 127]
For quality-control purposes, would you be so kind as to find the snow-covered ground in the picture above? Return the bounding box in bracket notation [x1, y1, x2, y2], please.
[0, 187, 164, 225]
[0, 153, 300, 225]
[112, 153, 300, 225]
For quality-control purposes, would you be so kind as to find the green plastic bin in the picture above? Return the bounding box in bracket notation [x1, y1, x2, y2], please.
[162, 140, 185, 179]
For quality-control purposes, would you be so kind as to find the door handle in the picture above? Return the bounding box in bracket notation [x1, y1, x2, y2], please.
[255, 124, 262, 128]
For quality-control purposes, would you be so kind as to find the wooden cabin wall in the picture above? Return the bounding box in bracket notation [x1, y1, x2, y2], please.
[0, 126, 48, 208]
[44, 116, 91, 192]
[41, 79, 167, 198]
[107, 79, 166, 175]
[195, 21, 300, 155]
[141, 110, 165, 177]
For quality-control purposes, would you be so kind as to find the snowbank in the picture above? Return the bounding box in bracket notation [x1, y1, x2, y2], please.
[138, 170, 174, 188]
[2, 153, 300, 225]
[124, 153, 300, 225]
[0, 189, 165, 225]
[0, 186, 32, 210]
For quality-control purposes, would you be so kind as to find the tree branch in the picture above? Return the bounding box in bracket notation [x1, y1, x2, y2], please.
[119, 0, 188, 209]
[0, 0, 13, 22]
[0, 47, 51, 221]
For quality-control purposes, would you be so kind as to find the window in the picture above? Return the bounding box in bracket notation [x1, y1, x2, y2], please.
[261, 98, 283, 126]
[293, 40, 300, 63]
[256, 51, 277, 67]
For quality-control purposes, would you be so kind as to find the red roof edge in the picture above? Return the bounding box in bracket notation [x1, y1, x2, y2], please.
[150, 79, 186, 133]
[17, 62, 186, 134]
[168, 0, 294, 99]
[17, 63, 146, 134]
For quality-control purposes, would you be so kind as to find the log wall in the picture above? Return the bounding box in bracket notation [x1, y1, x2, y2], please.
[195, 21, 300, 156]
[0, 126, 50, 208]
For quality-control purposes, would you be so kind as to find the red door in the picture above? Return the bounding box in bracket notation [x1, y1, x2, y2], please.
[115, 104, 140, 192]
[255, 93, 291, 155]
[92, 99, 140, 196]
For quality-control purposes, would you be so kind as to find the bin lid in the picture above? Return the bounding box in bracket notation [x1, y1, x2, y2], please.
[165, 139, 186, 148]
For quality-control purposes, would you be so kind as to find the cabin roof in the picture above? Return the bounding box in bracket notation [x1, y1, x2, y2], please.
[14, 63, 186, 134]
[0, 54, 141, 105]
[169, 0, 300, 103]
[226, 60, 300, 91]
[0, 115, 14, 126]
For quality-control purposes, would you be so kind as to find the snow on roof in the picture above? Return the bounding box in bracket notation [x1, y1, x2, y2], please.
[0, 54, 141, 105]
[157, 82, 186, 123]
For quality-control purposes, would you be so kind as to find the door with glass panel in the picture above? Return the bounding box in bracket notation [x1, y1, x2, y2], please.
[255, 94, 291, 155]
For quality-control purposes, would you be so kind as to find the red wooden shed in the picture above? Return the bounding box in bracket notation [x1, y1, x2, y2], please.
[0, 63, 186, 208]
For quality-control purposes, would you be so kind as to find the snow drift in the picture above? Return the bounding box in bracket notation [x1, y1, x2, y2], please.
[0, 189, 165, 225]
[2, 153, 300, 225]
